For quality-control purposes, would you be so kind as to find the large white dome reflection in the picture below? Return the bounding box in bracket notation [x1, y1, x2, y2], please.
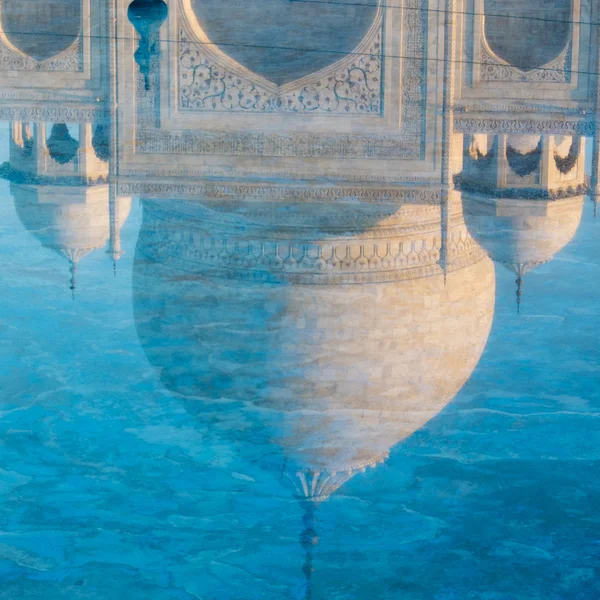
[133, 197, 495, 499]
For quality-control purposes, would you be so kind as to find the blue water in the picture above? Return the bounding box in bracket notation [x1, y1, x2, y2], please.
[1, 1, 600, 594]
[1, 126, 599, 599]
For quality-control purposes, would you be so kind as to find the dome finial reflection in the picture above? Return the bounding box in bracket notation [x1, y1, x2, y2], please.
[515, 272, 523, 314]
[69, 261, 76, 300]
[299, 500, 318, 600]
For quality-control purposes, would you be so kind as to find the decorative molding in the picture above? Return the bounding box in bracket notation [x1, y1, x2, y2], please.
[118, 166, 441, 183]
[179, 23, 383, 115]
[285, 454, 388, 501]
[0, 36, 83, 73]
[137, 127, 423, 159]
[453, 117, 594, 135]
[118, 180, 443, 204]
[141, 198, 466, 236]
[137, 202, 487, 285]
[454, 103, 587, 115]
[455, 174, 587, 199]
[0, 90, 101, 103]
[502, 260, 550, 276]
[0, 162, 107, 186]
[137, 228, 487, 284]
[0, 106, 107, 122]
[479, 38, 572, 83]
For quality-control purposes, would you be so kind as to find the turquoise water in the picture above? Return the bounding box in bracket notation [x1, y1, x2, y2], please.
[0, 1, 599, 597]
[1, 139, 599, 598]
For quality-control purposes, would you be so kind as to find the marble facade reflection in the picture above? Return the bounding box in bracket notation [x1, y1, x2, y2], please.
[0, 1, 599, 598]
[0, 0, 594, 500]
[0, 0, 596, 455]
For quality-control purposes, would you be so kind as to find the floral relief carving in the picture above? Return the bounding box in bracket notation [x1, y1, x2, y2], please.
[140, 211, 485, 285]
[0, 37, 83, 72]
[479, 38, 571, 83]
[179, 27, 383, 114]
[138, 0, 427, 161]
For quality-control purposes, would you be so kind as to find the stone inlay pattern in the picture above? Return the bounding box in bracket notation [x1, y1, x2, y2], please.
[138, 0, 427, 160]
[179, 27, 383, 114]
[480, 39, 572, 83]
[0, 37, 82, 72]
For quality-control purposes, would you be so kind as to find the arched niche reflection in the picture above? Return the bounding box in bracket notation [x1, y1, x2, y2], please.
[183, 0, 380, 86]
[0, 0, 81, 62]
[483, 0, 571, 71]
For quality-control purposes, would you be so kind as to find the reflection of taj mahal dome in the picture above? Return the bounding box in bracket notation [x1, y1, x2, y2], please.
[133, 196, 495, 499]
[3, 2, 600, 595]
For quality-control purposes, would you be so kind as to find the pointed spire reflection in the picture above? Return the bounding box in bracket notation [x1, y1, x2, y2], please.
[515, 272, 523, 314]
[69, 261, 77, 300]
[299, 500, 318, 600]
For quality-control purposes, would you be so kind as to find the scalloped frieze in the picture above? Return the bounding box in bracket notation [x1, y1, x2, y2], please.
[139, 218, 486, 285]
[454, 117, 594, 135]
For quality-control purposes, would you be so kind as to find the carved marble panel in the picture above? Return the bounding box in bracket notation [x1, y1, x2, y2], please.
[188, 0, 379, 85]
[0, 37, 83, 72]
[135, 0, 429, 162]
[479, 39, 572, 84]
[178, 27, 383, 115]
[178, 1, 384, 115]
[0, 0, 83, 72]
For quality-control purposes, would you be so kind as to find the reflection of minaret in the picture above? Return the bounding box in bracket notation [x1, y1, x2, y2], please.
[107, 183, 124, 276]
[591, 38, 600, 220]
[459, 132, 586, 312]
[1, 121, 132, 294]
[590, 129, 600, 219]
